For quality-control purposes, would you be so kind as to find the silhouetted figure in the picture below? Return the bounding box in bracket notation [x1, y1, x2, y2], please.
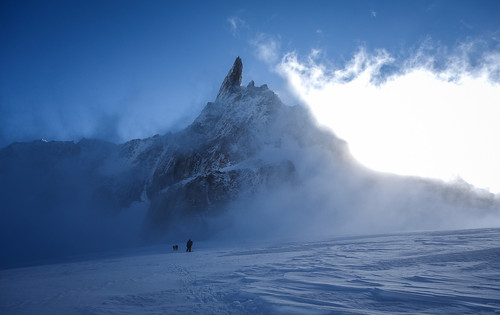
[173, 245, 178, 251]
[186, 239, 193, 252]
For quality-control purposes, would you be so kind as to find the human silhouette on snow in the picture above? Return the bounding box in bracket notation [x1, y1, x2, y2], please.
[186, 239, 193, 252]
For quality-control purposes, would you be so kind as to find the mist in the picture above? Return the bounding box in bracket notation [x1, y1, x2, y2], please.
[0, 87, 209, 149]
[213, 174, 500, 244]
[207, 133, 500, 244]
[275, 41, 500, 193]
[0, 140, 148, 268]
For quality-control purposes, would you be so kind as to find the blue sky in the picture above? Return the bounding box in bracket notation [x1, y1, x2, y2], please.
[1, 0, 497, 146]
[1, 1, 500, 190]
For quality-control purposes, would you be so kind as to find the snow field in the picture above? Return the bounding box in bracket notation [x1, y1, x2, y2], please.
[1, 228, 499, 314]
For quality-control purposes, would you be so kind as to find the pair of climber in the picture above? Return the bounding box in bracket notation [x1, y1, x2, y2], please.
[172, 239, 193, 252]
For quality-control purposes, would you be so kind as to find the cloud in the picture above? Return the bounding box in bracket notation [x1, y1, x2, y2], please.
[460, 19, 473, 30]
[276, 43, 500, 193]
[492, 29, 500, 42]
[250, 33, 281, 64]
[370, 10, 377, 17]
[227, 16, 247, 38]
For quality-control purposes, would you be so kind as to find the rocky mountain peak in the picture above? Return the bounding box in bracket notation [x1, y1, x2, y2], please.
[1, 56, 498, 258]
[216, 56, 243, 100]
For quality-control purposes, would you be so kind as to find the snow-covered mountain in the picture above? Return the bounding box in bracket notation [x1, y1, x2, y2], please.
[1, 57, 499, 267]
[1, 57, 348, 224]
[143, 57, 351, 231]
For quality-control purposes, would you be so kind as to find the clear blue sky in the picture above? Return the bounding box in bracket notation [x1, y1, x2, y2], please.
[1, 0, 499, 147]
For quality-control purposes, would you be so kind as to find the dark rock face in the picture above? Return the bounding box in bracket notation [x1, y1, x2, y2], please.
[217, 56, 243, 100]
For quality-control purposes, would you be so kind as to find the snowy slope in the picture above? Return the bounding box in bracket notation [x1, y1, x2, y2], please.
[1, 227, 499, 314]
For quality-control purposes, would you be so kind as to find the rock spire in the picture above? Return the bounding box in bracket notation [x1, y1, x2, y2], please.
[217, 56, 243, 100]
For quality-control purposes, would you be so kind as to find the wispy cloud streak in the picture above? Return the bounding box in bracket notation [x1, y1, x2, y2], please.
[228, 16, 247, 38]
[250, 33, 281, 63]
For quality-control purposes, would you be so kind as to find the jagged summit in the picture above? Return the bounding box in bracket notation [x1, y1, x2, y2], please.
[217, 56, 243, 100]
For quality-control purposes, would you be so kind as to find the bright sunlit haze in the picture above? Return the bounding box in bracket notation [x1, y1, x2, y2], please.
[277, 48, 500, 193]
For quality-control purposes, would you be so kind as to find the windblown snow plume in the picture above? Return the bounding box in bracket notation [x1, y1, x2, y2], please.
[277, 43, 500, 193]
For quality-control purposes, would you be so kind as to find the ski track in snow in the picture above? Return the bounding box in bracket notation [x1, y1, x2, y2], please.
[1, 228, 500, 314]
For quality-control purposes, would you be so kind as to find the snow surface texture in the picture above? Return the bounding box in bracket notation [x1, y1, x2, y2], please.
[1, 227, 499, 314]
